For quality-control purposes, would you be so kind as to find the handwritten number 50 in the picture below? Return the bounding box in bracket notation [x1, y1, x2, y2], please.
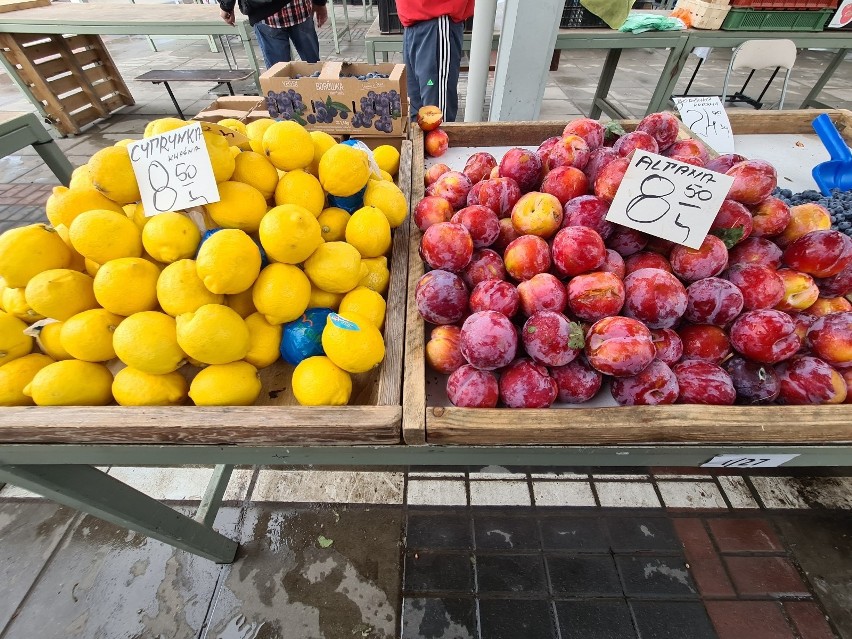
[176, 163, 197, 181]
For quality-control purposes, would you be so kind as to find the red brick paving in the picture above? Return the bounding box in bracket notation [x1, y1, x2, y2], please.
[724, 556, 810, 597]
[673, 518, 735, 597]
[784, 601, 838, 639]
[707, 518, 784, 553]
[705, 601, 795, 639]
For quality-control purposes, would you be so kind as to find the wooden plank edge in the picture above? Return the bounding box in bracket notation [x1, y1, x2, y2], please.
[0, 405, 402, 444]
[402, 124, 427, 445]
[426, 405, 852, 445]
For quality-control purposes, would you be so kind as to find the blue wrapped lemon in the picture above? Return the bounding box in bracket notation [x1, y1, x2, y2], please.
[280, 307, 333, 365]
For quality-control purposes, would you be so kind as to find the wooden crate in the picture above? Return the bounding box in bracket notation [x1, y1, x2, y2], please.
[403, 110, 852, 446]
[0, 140, 413, 446]
[0, 32, 134, 136]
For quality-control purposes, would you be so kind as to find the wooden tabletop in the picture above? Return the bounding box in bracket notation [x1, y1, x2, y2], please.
[136, 69, 253, 82]
[0, 3, 246, 30]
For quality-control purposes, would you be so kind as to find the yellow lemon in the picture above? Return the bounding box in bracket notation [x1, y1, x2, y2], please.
[113, 311, 186, 374]
[229, 145, 241, 159]
[0, 353, 54, 406]
[0, 311, 33, 365]
[24, 269, 97, 321]
[244, 312, 282, 368]
[2, 288, 45, 323]
[0, 224, 71, 288]
[176, 303, 249, 365]
[23, 360, 113, 406]
[144, 117, 189, 138]
[262, 120, 314, 171]
[232, 151, 279, 200]
[319, 144, 370, 197]
[372, 169, 393, 183]
[308, 286, 343, 310]
[141, 211, 201, 263]
[226, 287, 256, 318]
[205, 181, 267, 233]
[196, 229, 261, 295]
[309, 130, 338, 177]
[339, 286, 386, 330]
[189, 360, 261, 406]
[321, 311, 385, 373]
[53, 224, 86, 272]
[273, 170, 325, 217]
[69, 165, 93, 190]
[88, 146, 140, 205]
[363, 179, 407, 228]
[114, 139, 136, 148]
[317, 207, 350, 242]
[303, 242, 363, 294]
[246, 118, 275, 154]
[45, 186, 124, 227]
[112, 367, 188, 406]
[93, 258, 159, 316]
[346, 206, 391, 258]
[252, 263, 311, 325]
[60, 309, 123, 362]
[373, 145, 400, 176]
[84, 258, 101, 277]
[157, 260, 224, 316]
[204, 131, 237, 183]
[0, 276, 6, 310]
[69, 209, 143, 264]
[126, 202, 150, 231]
[35, 321, 71, 360]
[217, 118, 248, 137]
[258, 204, 323, 265]
[292, 355, 352, 406]
[359, 256, 390, 295]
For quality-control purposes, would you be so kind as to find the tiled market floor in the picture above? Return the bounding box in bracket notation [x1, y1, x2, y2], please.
[1, 2, 852, 638]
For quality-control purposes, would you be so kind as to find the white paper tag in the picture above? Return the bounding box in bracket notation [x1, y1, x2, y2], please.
[605, 150, 735, 249]
[701, 453, 800, 469]
[828, 0, 852, 27]
[673, 96, 735, 154]
[128, 122, 220, 216]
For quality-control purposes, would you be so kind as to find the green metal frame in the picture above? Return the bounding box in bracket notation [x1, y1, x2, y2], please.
[0, 112, 73, 185]
[364, 19, 849, 118]
[1, 442, 851, 563]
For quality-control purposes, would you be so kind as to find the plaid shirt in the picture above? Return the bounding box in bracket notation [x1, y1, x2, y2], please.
[265, 0, 312, 27]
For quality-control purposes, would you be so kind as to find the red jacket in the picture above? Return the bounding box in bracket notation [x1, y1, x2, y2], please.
[396, 0, 475, 27]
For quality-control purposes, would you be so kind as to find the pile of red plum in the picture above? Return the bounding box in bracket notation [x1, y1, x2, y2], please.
[414, 112, 852, 408]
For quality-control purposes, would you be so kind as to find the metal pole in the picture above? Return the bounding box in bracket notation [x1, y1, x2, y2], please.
[489, 0, 562, 121]
[464, 0, 497, 122]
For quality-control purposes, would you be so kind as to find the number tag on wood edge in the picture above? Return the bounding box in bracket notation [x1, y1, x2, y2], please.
[701, 453, 800, 469]
[604, 149, 734, 250]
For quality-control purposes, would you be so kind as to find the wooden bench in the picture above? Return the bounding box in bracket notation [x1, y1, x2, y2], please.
[135, 69, 253, 119]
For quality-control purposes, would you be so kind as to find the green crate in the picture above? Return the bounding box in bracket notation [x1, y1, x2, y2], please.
[721, 7, 834, 29]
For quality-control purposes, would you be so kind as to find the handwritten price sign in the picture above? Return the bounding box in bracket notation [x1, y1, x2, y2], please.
[701, 453, 800, 468]
[605, 150, 734, 250]
[673, 96, 735, 154]
[128, 122, 220, 216]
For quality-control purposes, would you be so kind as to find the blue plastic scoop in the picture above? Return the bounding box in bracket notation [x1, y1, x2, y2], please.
[812, 113, 852, 196]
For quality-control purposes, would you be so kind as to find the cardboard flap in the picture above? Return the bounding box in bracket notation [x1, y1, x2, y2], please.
[389, 64, 404, 82]
[320, 61, 344, 80]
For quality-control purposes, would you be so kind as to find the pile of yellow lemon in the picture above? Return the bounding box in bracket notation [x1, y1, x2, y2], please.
[0, 116, 406, 408]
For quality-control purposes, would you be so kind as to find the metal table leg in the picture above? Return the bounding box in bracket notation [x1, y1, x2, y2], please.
[195, 464, 234, 528]
[0, 464, 238, 563]
[237, 19, 262, 89]
[160, 81, 185, 119]
[649, 37, 693, 114]
[590, 48, 623, 119]
[801, 48, 847, 109]
[366, 39, 376, 64]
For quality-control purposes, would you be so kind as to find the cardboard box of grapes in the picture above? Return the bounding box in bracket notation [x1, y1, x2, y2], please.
[260, 61, 407, 136]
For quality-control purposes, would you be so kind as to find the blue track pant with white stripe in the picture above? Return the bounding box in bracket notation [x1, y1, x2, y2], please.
[403, 16, 464, 122]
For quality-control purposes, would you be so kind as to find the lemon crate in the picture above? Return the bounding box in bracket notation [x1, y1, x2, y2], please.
[675, 0, 732, 28]
[402, 112, 852, 447]
[0, 146, 413, 449]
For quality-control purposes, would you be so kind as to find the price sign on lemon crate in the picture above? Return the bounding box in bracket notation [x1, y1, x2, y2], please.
[605, 150, 734, 249]
[129, 122, 220, 216]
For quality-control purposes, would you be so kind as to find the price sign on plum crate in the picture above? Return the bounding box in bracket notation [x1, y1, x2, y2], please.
[605, 150, 734, 249]
[701, 453, 800, 468]
[129, 122, 220, 216]
[673, 96, 735, 154]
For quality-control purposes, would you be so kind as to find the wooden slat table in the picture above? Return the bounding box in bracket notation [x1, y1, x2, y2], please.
[0, 111, 73, 184]
[0, 3, 262, 132]
[135, 68, 254, 119]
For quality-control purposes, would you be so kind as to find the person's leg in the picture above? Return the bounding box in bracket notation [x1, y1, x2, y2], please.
[403, 19, 440, 118]
[444, 18, 464, 122]
[253, 22, 293, 67]
[287, 16, 321, 63]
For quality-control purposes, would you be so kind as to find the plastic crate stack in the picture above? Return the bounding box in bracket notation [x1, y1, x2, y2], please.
[722, 0, 838, 29]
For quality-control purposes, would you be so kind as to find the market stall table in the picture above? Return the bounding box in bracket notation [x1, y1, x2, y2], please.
[0, 3, 262, 131]
[1, 112, 852, 565]
[0, 111, 73, 184]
